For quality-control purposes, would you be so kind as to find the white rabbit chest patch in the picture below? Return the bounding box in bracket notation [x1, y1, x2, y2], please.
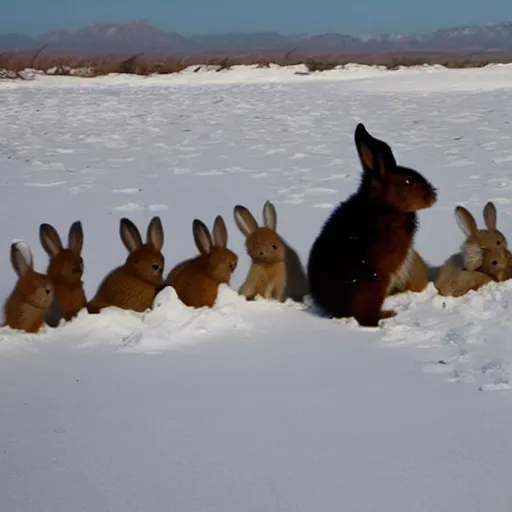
[387, 247, 414, 294]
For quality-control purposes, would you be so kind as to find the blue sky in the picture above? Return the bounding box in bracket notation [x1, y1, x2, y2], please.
[3, 0, 512, 36]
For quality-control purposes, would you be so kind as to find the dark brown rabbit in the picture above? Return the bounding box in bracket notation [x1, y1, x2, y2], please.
[307, 123, 437, 327]
[40, 221, 86, 326]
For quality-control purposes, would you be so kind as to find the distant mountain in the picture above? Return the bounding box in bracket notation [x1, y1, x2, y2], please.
[36, 21, 196, 54]
[298, 33, 363, 52]
[190, 32, 289, 53]
[2, 20, 512, 55]
[0, 33, 39, 51]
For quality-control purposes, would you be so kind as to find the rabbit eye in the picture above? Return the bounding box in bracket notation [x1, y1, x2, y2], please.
[152, 264, 160, 271]
[404, 178, 415, 186]
[497, 241, 501, 246]
[272, 244, 278, 250]
[492, 260, 498, 266]
[259, 251, 264, 256]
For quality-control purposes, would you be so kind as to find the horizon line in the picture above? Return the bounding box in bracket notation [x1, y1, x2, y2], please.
[4, 18, 512, 40]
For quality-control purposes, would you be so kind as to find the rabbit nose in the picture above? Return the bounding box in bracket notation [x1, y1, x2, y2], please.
[45, 287, 51, 295]
[259, 251, 264, 256]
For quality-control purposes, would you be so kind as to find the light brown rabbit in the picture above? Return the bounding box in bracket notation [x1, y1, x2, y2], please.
[87, 216, 165, 314]
[435, 205, 511, 297]
[3, 241, 54, 333]
[387, 248, 429, 296]
[234, 200, 286, 302]
[39, 221, 86, 327]
[165, 215, 238, 308]
[435, 246, 509, 297]
[457, 202, 510, 271]
[263, 201, 309, 302]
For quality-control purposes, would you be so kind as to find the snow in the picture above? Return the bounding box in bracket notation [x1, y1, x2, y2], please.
[2, 64, 512, 510]
[3, 61, 512, 90]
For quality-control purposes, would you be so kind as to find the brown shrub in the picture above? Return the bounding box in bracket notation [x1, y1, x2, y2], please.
[305, 59, 331, 72]
[1, 49, 512, 78]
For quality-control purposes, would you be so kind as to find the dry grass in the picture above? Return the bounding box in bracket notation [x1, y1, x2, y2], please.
[1, 48, 512, 79]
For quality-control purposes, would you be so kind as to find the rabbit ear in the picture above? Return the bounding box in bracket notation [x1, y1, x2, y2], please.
[212, 215, 228, 248]
[455, 206, 479, 238]
[233, 205, 259, 238]
[263, 201, 277, 231]
[146, 216, 164, 251]
[11, 241, 33, 277]
[120, 218, 143, 253]
[68, 221, 84, 255]
[354, 123, 394, 181]
[193, 219, 213, 255]
[483, 202, 497, 230]
[39, 223, 63, 257]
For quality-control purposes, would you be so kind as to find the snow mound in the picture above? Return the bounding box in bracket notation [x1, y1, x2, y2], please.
[119, 285, 254, 354]
[382, 281, 512, 391]
[0, 285, 295, 355]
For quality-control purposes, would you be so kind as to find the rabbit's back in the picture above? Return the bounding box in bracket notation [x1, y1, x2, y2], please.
[88, 267, 157, 313]
[166, 258, 194, 288]
[435, 253, 492, 297]
[173, 261, 219, 308]
[387, 249, 429, 295]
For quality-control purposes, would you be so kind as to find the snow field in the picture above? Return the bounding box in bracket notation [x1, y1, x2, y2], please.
[2, 66, 512, 391]
[2, 64, 512, 511]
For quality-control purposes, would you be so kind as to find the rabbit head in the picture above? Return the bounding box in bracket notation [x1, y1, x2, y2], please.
[193, 215, 238, 283]
[456, 202, 508, 271]
[480, 246, 509, 283]
[10, 241, 54, 310]
[121, 216, 165, 287]
[354, 123, 437, 212]
[234, 200, 285, 265]
[40, 221, 84, 284]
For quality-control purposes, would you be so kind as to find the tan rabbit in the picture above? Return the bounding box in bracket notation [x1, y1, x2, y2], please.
[435, 246, 509, 297]
[87, 216, 165, 314]
[387, 248, 429, 296]
[457, 202, 510, 271]
[263, 201, 309, 302]
[234, 200, 286, 302]
[3, 241, 54, 333]
[435, 205, 511, 297]
[39, 221, 86, 326]
[165, 215, 238, 308]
